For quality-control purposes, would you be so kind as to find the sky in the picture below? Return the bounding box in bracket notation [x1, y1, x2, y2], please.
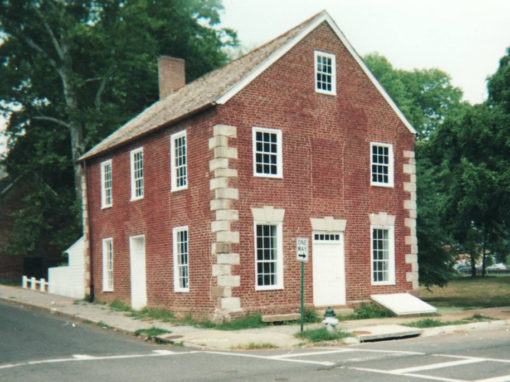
[221, 0, 510, 105]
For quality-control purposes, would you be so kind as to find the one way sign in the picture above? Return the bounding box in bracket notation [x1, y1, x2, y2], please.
[296, 237, 309, 262]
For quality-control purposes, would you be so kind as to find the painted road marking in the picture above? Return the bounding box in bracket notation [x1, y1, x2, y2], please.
[205, 351, 335, 366]
[351, 366, 467, 382]
[389, 358, 485, 374]
[0, 350, 198, 370]
[476, 375, 510, 382]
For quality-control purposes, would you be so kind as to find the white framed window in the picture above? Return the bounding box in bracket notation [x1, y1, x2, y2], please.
[102, 238, 114, 291]
[315, 51, 336, 95]
[130, 147, 144, 200]
[371, 226, 395, 285]
[252, 127, 283, 178]
[371, 142, 394, 187]
[170, 130, 187, 191]
[254, 223, 283, 290]
[173, 226, 189, 292]
[100, 160, 112, 208]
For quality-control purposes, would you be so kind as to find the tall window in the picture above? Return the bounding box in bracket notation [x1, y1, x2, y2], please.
[371, 142, 394, 187]
[130, 147, 144, 200]
[102, 238, 113, 291]
[252, 127, 282, 178]
[171, 130, 187, 191]
[255, 223, 283, 290]
[371, 227, 395, 285]
[315, 51, 336, 95]
[100, 160, 112, 208]
[173, 226, 189, 292]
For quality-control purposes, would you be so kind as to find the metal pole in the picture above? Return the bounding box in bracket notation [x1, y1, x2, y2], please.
[300, 261, 304, 332]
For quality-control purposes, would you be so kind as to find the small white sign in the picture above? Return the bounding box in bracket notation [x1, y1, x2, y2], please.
[296, 237, 309, 262]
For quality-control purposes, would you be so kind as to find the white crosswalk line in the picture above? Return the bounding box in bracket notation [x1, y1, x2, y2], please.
[390, 358, 484, 374]
[475, 375, 510, 382]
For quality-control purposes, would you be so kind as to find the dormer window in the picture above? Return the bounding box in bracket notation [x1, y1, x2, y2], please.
[315, 51, 336, 95]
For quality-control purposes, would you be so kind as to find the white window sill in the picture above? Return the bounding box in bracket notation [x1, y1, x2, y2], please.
[101, 205, 112, 210]
[253, 173, 283, 179]
[102, 289, 113, 292]
[130, 196, 144, 202]
[255, 285, 284, 291]
[371, 281, 396, 286]
[371, 182, 394, 188]
[315, 89, 337, 96]
[171, 185, 188, 193]
[174, 288, 190, 293]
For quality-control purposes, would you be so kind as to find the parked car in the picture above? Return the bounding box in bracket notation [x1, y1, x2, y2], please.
[453, 264, 472, 273]
[486, 263, 507, 271]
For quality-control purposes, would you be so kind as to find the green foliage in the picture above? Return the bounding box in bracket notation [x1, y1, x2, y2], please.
[213, 314, 267, 331]
[404, 314, 494, 328]
[303, 308, 320, 323]
[364, 53, 464, 140]
[295, 327, 351, 342]
[110, 300, 132, 312]
[0, 0, 237, 258]
[134, 326, 171, 339]
[350, 303, 395, 319]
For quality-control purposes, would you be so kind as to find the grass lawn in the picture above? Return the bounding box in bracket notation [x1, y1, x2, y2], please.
[419, 275, 510, 308]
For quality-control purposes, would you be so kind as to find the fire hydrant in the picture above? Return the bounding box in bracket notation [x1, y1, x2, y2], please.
[322, 307, 339, 333]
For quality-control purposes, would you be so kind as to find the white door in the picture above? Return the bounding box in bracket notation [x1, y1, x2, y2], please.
[129, 235, 147, 310]
[312, 232, 346, 306]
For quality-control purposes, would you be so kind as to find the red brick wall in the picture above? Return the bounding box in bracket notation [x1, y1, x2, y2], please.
[87, 109, 220, 317]
[215, 22, 415, 313]
[86, 21, 415, 317]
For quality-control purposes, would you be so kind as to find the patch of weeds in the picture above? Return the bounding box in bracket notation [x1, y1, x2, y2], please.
[134, 326, 171, 339]
[128, 308, 175, 322]
[97, 321, 111, 329]
[295, 327, 351, 342]
[303, 309, 321, 323]
[110, 300, 132, 312]
[404, 319, 466, 328]
[405, 314, 495, 328]
[466, 313, 494, 321]
[237, 343, 277, 350]
[349, 303, 395, 319]
[214, 314, 268, 331]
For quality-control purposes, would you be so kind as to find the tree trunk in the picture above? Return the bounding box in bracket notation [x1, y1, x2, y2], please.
[60, 42, 85, 204]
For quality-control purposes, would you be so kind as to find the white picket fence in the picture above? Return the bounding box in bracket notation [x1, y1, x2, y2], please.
[21, 237, 86, 299]
[21, 275, 49, 292]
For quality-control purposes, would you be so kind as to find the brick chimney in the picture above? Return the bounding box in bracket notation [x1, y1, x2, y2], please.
[158, 56, 185, 99]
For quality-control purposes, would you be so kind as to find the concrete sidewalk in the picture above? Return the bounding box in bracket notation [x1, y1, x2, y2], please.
[1, 284, 509, 350]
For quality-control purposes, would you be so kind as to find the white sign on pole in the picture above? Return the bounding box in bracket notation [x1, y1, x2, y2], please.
[296, 237, 309, 262]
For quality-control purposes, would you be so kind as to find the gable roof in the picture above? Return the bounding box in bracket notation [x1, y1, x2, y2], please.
[80, 11, 415, 161]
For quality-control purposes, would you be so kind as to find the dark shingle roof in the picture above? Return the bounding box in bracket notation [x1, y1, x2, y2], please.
[80, 11, 327, 161]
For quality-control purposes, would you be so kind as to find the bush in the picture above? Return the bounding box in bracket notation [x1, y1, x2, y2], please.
[295, 327, 351, 342]
[352, 303, 395, 319]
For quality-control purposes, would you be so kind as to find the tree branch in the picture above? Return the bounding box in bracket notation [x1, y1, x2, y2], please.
[22, 36, 58, 70]
[33, 5, 65, 60]
[32, 115, 71, 129]
[95, 78, 106, 110]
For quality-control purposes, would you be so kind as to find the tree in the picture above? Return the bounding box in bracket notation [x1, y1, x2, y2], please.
[0, 0, 236, 257]
[364, 53, 463, 140]
[364, 53, 464, 286]
[429, 103, 510, 277]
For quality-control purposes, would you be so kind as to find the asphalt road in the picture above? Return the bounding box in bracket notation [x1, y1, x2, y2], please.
[1, 300, 510, 381]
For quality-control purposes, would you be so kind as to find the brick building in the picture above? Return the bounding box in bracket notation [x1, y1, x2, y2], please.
[79, 11, 418, 321]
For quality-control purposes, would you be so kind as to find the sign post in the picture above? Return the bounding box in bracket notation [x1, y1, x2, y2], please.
[296, 237, 309, 332]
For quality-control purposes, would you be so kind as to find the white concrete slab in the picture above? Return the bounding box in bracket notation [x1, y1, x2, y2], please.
[371, 293, 437, 315]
